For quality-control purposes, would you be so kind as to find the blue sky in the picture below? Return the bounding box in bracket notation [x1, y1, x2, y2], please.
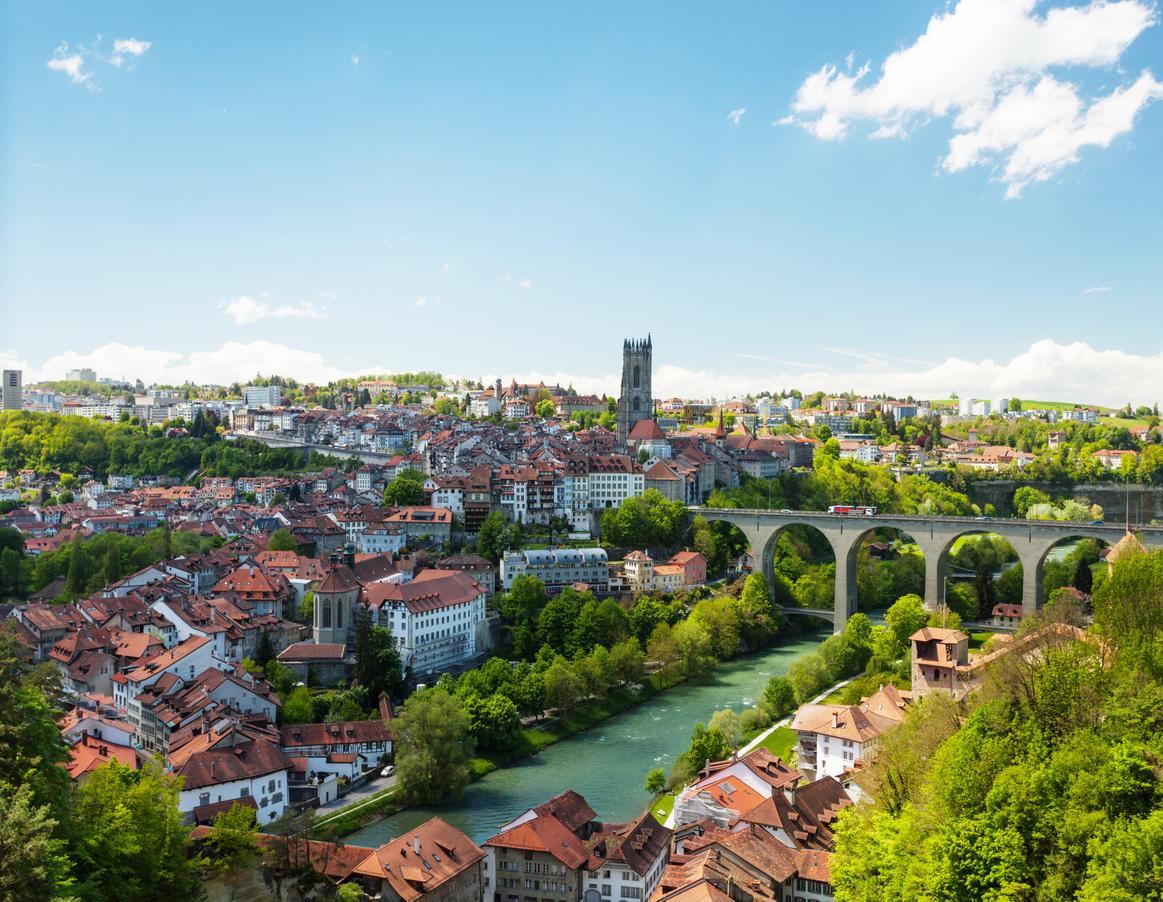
[2, 1, 1162, 404]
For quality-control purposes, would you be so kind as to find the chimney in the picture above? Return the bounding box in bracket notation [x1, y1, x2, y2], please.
[783, 785, 796, 808]
[831, 712, 839, 729]
[413, 834, 421, 855]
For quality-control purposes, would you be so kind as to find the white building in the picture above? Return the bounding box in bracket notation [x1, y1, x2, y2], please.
[366, 569, 489, 677]
[243, 384, 283, 408]
[470, 395, 501, 417]
[174, 739, 292, 825]
[500, 548, 610, 592]
[789, 684, 909, 780]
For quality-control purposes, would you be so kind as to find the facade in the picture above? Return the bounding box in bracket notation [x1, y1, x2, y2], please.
[616, 337, 652, 447]
[500, 548, 610, 593]
[244, 384, 284, 408]
[2, 369, 21, 410]
[313, 563, 361, 645]
[366, 569, 489, 677]
[790, 684, 910, 780]
[484, 791, 670, 902]
[175, 738, 292, 825]
[909, 627, 971, 698]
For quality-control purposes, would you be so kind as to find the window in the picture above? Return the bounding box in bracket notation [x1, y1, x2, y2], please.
[239, 787, 250, 797]
[199, 792, 210, 806]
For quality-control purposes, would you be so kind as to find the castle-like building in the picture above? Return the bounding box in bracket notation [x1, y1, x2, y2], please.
[617, 335, 653, 447]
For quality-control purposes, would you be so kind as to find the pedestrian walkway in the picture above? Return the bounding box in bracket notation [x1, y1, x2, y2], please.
[664, 675, 857, 828]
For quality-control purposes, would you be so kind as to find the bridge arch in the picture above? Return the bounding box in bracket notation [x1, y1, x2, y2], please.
[1034, 534, 1109, 605]
[841, 525, 926, 615]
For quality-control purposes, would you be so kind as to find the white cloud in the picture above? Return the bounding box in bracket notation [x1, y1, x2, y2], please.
[781, 0, 1162, 196]
[37, 342, 348, 386]
[47, 46, 91, 86]
[518, 279, 532, 290]
[352, 53, 361, 66]
[1083, 285, 1112, 294]
[319, 290, 338, 301]
[110, 37, 151, 67]
[500, 340, 1163, 407]
[414, 296, 428, 306]
[441, 261, 451, 274]
[727, 107, 747, 125]
[220, 295, 328, 325]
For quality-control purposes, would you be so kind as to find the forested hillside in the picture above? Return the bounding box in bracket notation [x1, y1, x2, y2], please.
[0, 411, 338, 479]
[831, 547, 1163, 901]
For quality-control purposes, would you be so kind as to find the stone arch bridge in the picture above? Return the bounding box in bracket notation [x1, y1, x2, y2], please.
[695, 507, 1163, 633]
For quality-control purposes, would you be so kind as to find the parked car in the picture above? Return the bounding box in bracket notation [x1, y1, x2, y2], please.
[380, 765, 396, 778]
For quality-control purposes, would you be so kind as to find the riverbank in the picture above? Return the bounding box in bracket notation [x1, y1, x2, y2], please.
[344, 629, 830, 845]
[321, 659, 719, 836]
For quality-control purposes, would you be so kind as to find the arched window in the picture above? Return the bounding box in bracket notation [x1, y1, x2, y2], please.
[322, 603, 331, 628]
[632, 365, 640, 389]
[632, 397, 640, 411]
[336, 602, 344, 629]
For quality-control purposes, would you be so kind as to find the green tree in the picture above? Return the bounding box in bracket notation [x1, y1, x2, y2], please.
[383, 470, 428, 506]
[281, 686, 315, 724]
[353, 604, 404, 702]
[0, 782, 73, 901]
[644, 767, 667, 798]
[253, 629, 275, 667]
[610, 637, 645, 685]
[762, 675, 796, 720]
[885, 594, 929, 657]
[535, 399, 556, 418]
[267, 528, 298, 552]
[672, 619, 715, 676]
[708, 708, 742, 749]
[787, 653, 831, 704]
[476, 510, 511, 562]
[70, 762, 200, 901]
[205, 803, 261, 873]
[297, 590, 314, 622]
[463, 692, 523, 752]
[738, 573, 779, 649]
[65, 534, 89, 597]
[544, 659, 582, 712]
[392, 688, 473, 804]
[646, 623, 679, 686]
[682, 723, 731, 776]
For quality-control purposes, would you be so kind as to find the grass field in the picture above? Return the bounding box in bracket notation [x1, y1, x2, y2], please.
[756, 726, 796, 761]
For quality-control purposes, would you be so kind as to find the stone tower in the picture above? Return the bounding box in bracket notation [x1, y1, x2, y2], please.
[617, 335, 653, 447]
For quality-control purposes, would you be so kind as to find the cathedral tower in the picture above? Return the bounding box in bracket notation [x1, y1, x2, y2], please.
[617, 335, 653, 447]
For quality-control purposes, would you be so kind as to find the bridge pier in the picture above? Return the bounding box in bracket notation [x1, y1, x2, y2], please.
[834, 544, 857, 633]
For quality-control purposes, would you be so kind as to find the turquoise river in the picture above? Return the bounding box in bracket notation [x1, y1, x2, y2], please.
[347, 626, 829, 846]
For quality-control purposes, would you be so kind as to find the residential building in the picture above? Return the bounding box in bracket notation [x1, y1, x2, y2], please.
[2, 369, 21, 410]
[348, 817, 486, 902]
[484, 790, 670, 902]
[244, 384, 284, 408]
[500, 548, 610, 593]
[174, 738, 292, 825]
[366, 569, 489, 677]
[385, 506, 455, 545]
[789, 684, 910, 779]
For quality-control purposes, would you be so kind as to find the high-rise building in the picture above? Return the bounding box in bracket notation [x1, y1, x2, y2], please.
[617, 335, 652, 446]
[66, 368, 97, 382]
[243, 384, 283, 408]
[2, 369, 21, 410]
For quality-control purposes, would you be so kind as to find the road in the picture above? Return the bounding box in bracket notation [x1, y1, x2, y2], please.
[315, 770, 398, 816]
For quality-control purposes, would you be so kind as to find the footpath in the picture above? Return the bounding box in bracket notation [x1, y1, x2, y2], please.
[662, 675, 857, 829]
